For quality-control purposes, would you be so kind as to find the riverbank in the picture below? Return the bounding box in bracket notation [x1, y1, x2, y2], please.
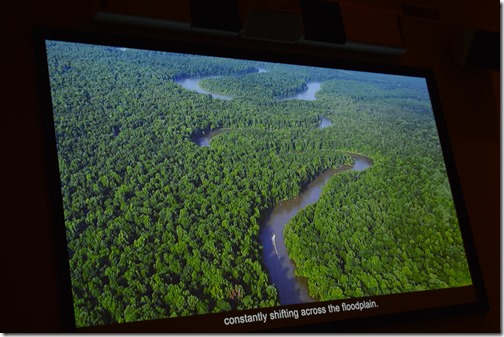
[259, 154, 372, 305]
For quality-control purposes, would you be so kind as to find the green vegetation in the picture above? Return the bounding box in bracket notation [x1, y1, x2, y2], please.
[46, 41, 471, 328]
[200, 72, 307, 100]
[283, 77, 470, 300]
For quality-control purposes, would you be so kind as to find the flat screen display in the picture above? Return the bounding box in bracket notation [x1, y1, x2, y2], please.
[36, 29, 485, 332]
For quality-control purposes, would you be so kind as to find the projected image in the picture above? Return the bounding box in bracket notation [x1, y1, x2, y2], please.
[45, 40, 472, 328]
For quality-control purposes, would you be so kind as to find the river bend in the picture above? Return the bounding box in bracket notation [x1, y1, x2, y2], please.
[193, 129, 372, 305]
[259, 154, 372, 305]
[185, 74, 371, 305]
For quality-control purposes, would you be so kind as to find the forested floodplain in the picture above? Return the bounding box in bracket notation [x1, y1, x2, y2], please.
[46, 41, 472, 328]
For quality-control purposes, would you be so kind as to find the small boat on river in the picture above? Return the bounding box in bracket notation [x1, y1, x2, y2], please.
[272, 233, 279, 256]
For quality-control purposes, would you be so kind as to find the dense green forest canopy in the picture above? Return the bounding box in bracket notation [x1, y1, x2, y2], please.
[46, 41, 471, 328]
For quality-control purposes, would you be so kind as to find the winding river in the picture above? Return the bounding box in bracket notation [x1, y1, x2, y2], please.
[195, 116, 330, 147]
[185, 74, 371, 305]
[175, 74, 321, 102]
[259, 154, 372, 305]
[175, 77, 233, 100]
[193, 127, 372, 305]
[279, 81, 321, 101]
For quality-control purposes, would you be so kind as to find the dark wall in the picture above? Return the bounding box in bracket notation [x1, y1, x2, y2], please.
[4, 0, 499, 332]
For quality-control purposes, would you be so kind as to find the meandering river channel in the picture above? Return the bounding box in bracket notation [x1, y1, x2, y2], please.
[193, 128, 372, 305]
[279, 81, 321, 101]
[183, 74, 372, 305]
[259, 154, 372, 305]
[175, 74, 322, 102]
[175, 77, 233, 100]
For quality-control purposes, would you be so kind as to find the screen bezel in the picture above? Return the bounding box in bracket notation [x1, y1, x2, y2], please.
[33, 26, 488, 333]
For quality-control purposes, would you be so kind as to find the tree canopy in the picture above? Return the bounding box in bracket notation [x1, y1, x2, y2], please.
[46, 40, 472, 328]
